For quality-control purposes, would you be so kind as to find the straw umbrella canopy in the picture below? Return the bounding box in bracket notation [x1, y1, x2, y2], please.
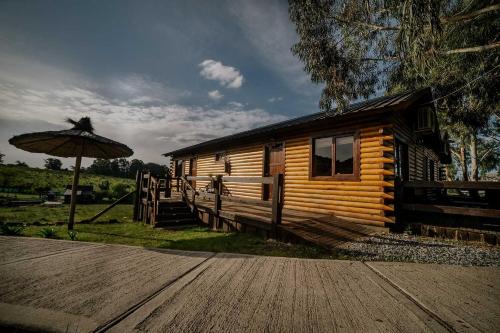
[9, 117, 133, 230]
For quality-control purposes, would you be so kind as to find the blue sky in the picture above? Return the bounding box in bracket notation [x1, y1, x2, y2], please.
[0, 0, 322, 167]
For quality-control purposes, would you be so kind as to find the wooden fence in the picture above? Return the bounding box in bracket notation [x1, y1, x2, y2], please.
[399, 181, 500, 219]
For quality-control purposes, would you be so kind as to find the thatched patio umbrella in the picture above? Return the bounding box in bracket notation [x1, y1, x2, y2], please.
[9, 117, 133, 230]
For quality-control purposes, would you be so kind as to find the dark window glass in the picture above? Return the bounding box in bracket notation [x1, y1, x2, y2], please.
[429, 160, 435, 181]
[335, 136, 354, 174]
[313, 137, 332, 176]
[175, 160, 183, 177]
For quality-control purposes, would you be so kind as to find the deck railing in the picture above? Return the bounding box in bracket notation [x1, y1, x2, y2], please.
[173, 174, 284, 230]
[133, 170, 168, 225]
[399, 181, 500, 219]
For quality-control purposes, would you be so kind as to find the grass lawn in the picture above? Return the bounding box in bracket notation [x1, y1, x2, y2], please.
[0, 204, 133, 225]
[0, 204, 338, 259]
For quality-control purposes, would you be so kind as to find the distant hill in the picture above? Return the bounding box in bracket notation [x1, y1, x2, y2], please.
[0, 165, 135, 194]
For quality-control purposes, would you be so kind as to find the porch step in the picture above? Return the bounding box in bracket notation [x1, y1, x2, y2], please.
[159, 211, 194, 220]
[154, 199, 198, 227]
[155, 217, 197, 227]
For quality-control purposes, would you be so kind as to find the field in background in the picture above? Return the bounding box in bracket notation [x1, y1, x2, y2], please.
[0, 165, 135, 195]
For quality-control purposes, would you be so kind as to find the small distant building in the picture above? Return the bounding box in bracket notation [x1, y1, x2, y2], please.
[64, 185, 94, 204]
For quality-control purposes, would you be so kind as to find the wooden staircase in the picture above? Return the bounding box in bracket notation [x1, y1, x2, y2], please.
[154, 195, 197, 227]
[133, 172, 198, 227]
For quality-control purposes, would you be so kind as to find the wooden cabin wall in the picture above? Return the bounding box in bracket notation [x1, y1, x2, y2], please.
[392, 115, 440, 181]
[284, 124, 395, 227]
[179, 145, 264, 199]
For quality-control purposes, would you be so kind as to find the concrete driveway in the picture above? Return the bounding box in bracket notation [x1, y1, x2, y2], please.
[0, 236, 498, 332]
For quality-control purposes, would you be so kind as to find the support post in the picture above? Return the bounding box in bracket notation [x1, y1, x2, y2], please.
[271, 173, 283, 237]
[133, 170, 140, 221]
[166, 172, 171, 198]
[213, 175, 222, 229]
[68, 155, 82, 230]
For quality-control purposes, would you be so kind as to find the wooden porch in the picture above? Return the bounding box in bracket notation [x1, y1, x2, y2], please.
[133, 172, 381, 249]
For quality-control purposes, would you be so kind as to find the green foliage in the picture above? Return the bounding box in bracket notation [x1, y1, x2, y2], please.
[98, 180, 110, 191]
[111, 183, 130, 199]
[39, 227, 58, 238]
[87, 158, 166, 179]
[0, 151, 4, 164]
[68, 231, 78, 241]
[44, 158, 62, 170]
[0, 165, 134, 195]
[288, 0, 499, 127]
[0, 223, 24, 236]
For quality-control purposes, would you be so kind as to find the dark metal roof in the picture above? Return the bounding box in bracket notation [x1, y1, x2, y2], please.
[165, 88, 432, 157]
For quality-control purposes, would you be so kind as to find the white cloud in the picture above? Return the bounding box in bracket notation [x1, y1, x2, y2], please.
[227, 101, 244, 108]
[268, 96, 283, 103]
[0, 77, 286, 167]
[199, 59, 244, 89]
[208, 89, 223, 100]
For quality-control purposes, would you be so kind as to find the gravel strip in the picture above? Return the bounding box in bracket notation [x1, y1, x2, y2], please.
[338, 233, 500, 266]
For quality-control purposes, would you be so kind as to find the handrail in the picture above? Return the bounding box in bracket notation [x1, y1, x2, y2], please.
[180, 176, 198, 195]
[185, 175, 274, 184]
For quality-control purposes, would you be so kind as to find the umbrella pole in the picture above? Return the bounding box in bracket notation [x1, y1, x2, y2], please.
[68, 155, 82, 230]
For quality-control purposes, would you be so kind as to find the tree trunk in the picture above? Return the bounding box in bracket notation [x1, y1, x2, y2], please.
[470, 131, 479, 181]
[459, 140, 469, 181]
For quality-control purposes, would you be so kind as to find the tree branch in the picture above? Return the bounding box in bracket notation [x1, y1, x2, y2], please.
[330, 16, 399, 31]
[440, 41, 500, 55]
[442, 4, 500, 24]
[361, 56, 399, 62]
[329, 4, 499, 32]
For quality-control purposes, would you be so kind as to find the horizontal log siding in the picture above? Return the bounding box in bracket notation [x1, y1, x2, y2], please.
[195, 145, 263, 199]
[284, 125, 394, 226]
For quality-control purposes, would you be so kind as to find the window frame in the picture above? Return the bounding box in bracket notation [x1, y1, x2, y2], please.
[309, 130, 360, 181]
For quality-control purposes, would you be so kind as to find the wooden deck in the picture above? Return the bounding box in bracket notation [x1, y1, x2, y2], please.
[188, 194, 382, 249]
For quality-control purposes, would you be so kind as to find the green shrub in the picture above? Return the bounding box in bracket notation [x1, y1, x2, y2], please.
[111, 183, 130, 199]
[68, 231, 78, 240]
[1, 224, 24, 236]
[39, 227, 58, 238]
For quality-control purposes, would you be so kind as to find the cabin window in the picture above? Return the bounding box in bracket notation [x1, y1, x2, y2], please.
[312, 137, 332, 176]
[335, 136, 354, 175]
[311, 132, 359, 180]
[174, 160, 183, 177]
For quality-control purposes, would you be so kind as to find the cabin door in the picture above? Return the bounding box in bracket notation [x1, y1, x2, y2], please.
[263, 142, 284, 201]
[189, 158, 197, 189]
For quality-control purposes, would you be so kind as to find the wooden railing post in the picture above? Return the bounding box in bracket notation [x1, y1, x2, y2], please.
[213, 175, 222, 229]
[133, 170, 140, 221]
[166, 173, 171, 198]
[271, 173, 283, 237]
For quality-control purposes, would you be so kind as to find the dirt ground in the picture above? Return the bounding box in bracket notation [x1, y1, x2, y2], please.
[0, 236, 498, 332]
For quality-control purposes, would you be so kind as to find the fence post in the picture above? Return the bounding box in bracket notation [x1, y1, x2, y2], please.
[271, 173, 283, 237]
[213, 175, 222, 230]
[133, 170, 140, 221]
[166, 173, 172, 198]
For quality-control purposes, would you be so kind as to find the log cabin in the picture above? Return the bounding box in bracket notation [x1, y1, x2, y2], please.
[164, 88, 451, 230]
